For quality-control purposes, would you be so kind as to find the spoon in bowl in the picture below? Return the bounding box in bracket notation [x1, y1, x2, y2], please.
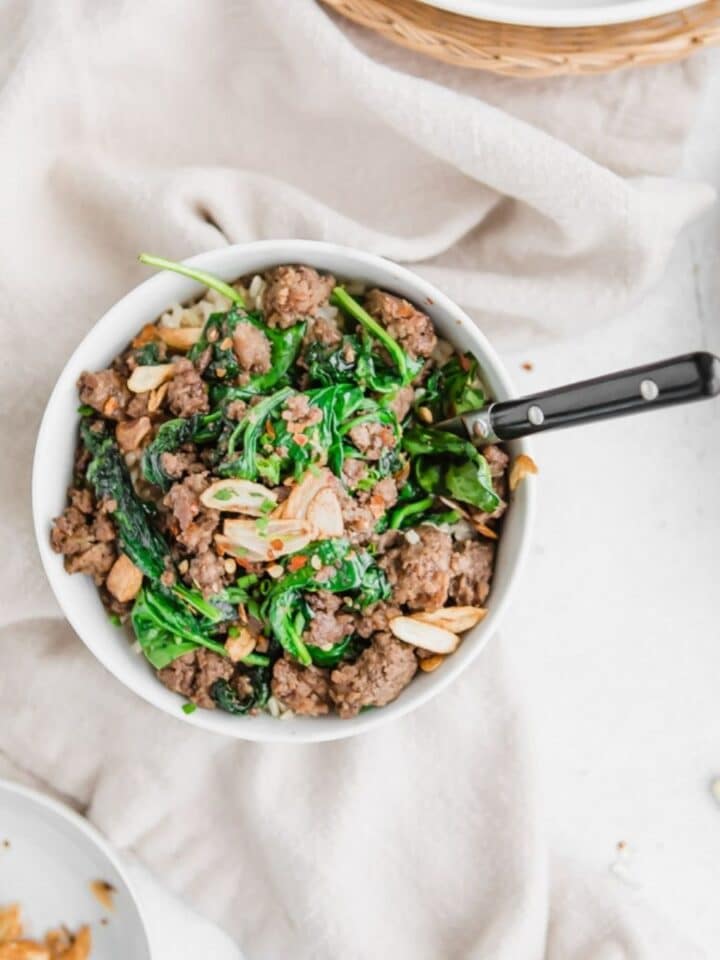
[436, 351, 720, 444]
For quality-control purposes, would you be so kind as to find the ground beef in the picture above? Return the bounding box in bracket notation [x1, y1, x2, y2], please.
[374, 529, 402, 554]
[127, 393, 151, 419]
[163, 474, 220, 553]
[271, 657, 332, 716]
[116, 416, 151, 453]
[157, 649, 233, 709]
[387, 385, 414, 422]
[166, 358, 209, 417]
[364, 289, 436, 359]
[159, 450, 201, 480]
[233, 322, 272, 376]
[194, 346, 212, 375]
[348, 421, 396, 461]
[361, 476, 398, 519]
[337, 488, 376, 545]
[180, 511, 219, 554]
[263, 265, 335, 329]
[69, 487, 93, 514]
[187, 550, 226, 597]
[226, 399, 247, 421]
[281, 394, 323, 434]
[330, 631, 417, 718]
[304, 591, 355, 651]
[50, 491, 118, 585]
[379, 525, 452, 611]
[304, 314, 342, 349]
[483, 444, 509, 478]
[354, 602, 403, 639]
[341, 458, 368, 490]
[65, 542, 116, 582]
[449, 540, 495, 606]
[163, 474, 207, 530]
[77, 369, 129, 421]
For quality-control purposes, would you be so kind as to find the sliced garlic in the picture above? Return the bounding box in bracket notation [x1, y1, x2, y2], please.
[306, 486, 344, 538]
[225, 628, 256, 662]
[509, 453, 538, 492]
[156, 325, 202, 351]
[389, 616, 460, 655]
[200, 478, 277, 516]
[222, 518, 313, 562]
[275, 467, 332, 521]
[412, 606, 486, 633]
[127, 363, 175, 394]
[106, 554, 143, 604]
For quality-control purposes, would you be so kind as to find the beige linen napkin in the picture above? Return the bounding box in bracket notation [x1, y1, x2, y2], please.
[0, 0, 714, 956]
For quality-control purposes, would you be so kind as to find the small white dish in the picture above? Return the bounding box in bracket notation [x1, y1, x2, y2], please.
[33, 240, 535, 743]
[416, 0, 691, 27]
[0, 779, 151, 958]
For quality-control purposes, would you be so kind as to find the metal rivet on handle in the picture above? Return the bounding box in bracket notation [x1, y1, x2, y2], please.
[473, 420, 489, 439]
[640, 379, 659, 401]
[527, 404, 544, 426]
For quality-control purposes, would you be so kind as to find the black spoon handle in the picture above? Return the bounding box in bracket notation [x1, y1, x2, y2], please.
[477, 352, 720, 443]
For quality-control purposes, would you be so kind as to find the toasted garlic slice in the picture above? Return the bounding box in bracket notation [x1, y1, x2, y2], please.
[222, 518, 313, 562]
[106, 555, 143, 603]
[0, 940, 51, 959]
[412, 606, 486, 634]
[275, 467, 332, 521]
[0, 903, 23, 941]
[156, 326, 202, 351]
[418, 654, 445, 673]
[509, 453, 538, 492]
[225, 628, 256, 663]
[306, 487, 344, 538]
[201, 479, 277, 516]
[126, 363, 175, 393]
[215, 534, 266, 564]
[389, 616, 459, 655]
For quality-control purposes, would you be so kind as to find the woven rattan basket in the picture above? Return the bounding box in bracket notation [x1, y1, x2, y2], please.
[321, 0, 720, 76]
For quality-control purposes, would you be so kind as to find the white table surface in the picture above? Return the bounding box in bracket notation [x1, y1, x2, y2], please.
[496, 60, 720, 954]
[79, 60, 720, 960]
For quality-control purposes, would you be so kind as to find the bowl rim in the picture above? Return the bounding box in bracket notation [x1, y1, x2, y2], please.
[0, 777, 152, 956]
[32, 239, 535, 743]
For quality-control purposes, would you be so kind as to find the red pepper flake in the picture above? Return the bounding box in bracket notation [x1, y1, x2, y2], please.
[425, 297, 434, 305]
[288, 555, 308, 572]
[459, 354, 471, 372]
[295, 434, 309, 447]
[521, 361, 534, 371]
[266, 420, 276, 439]
[270, 538, 284, 551]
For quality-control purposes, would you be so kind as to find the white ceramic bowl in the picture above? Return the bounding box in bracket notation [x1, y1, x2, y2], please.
[33, 240, 535, 743]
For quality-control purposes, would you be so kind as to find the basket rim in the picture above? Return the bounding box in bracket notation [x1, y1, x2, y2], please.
[321, 0, 720, 76]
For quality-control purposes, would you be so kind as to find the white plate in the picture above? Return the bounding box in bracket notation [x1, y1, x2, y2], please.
[0, 780, 151, 958]
[416, 0, 693, 27]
